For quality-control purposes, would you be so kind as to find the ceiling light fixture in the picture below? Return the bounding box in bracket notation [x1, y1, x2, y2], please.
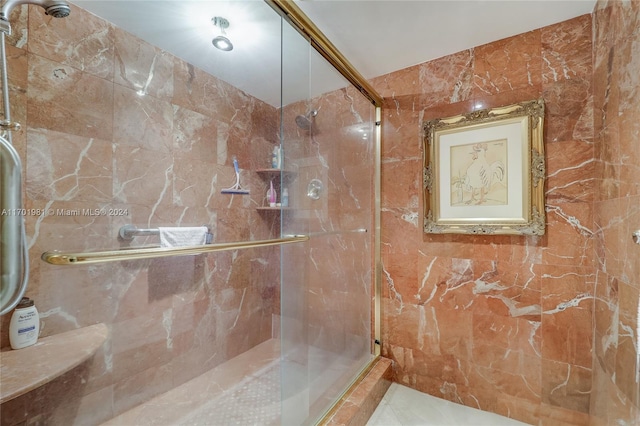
[212, 16, 233, 51]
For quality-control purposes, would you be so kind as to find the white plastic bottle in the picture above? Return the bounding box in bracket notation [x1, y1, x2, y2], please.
[271, 146, 280, 169]
[282, 188, 289, 207]
[9, 297, 40, 350]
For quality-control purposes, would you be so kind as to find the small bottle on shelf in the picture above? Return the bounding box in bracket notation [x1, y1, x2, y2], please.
[268, 180, 277, 207]
[9, 297, 40, 350]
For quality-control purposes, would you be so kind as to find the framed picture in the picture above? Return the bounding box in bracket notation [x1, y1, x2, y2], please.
[422, 99, 546, 235]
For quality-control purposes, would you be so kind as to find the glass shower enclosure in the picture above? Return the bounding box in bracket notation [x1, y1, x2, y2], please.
[0, 1, 378, 424]
[280, 19, 377, 424]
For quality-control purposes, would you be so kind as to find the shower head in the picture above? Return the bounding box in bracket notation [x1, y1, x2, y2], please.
[43, 1, 70, 18]
[295, 109, 318, 130]
[1, 0, 70, 23]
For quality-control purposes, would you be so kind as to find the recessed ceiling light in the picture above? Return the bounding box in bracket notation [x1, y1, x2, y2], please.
[212, 16, 233, 51]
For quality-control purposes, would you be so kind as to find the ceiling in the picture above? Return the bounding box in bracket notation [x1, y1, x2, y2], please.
[296, 0, 597, 82]
[74, 0, 597, 107]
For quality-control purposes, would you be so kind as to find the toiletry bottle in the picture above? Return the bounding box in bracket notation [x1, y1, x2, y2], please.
[269, 180, 277, 207]
[282, 188, 289, 207]
[278, 146, 284, 169]
[271, 146, 279, 169]
[9, 297, 40, 350]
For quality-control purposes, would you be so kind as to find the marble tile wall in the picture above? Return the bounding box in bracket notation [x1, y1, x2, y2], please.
[590, 0, 640, 424]
[370, 13, 597, 425]
[1, 3, 281, 425]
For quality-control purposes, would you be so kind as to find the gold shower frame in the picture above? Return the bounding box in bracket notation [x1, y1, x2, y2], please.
[423, 99, 546, 236]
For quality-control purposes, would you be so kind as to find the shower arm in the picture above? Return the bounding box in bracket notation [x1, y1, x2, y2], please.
[0, 30, 18, 139]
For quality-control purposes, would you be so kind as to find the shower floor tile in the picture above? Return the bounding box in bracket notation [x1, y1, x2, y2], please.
[179, 362, 280, 426]
[103, 339, 281, 426]
[367, 383, 530, 426]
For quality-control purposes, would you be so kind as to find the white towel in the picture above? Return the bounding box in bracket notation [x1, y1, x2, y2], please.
[158, 226, 208, 248]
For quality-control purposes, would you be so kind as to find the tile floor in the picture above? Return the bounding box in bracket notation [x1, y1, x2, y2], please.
[367, 383, 530, 426]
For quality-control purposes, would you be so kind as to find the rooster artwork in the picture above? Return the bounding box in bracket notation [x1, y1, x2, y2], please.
[451, 140, 507, 206]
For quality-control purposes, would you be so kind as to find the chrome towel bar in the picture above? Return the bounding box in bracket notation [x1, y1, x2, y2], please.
[119, 224, 160, 240]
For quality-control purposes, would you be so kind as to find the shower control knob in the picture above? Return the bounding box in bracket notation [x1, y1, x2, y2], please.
[307, 179, 323, 200]
[633, 230, 640, 245]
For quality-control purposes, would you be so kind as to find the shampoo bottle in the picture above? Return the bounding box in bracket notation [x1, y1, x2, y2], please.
[9, 297, 40, 350]
[268, 180, 277, 207]
[282, 188, 289, 207]
[271, 146, 280, 169]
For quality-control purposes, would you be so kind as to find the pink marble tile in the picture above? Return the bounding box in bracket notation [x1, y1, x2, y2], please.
[543, 78, 594, 143]
[381, 158, 421, 209]
[541, 14, 593, 84]
[172, 105, 220, 164]
[594, 198, 626, 282]
[379, 109, 421, 161]
[467, 360, 542, 403]
[545, 140, 595, 203]
[112, 144, 173, 206]
[28, 2, 114, 80]
[27, 53, 114, 140]
[369, 64, 420, 101]
[541, 359, 591, 414]
[615, 314, 639, 406]
[113, 27, 173, 100]
[113, 84, 174, 152]
[542, 201, 594, 267]
[418, 49, 474, 108]
[324, 357, 392, 426]
[25, 128, 112, 202]
[172, 59, 239, 122]
[539, 403, 591, 425]
[473, 30, 542, 97]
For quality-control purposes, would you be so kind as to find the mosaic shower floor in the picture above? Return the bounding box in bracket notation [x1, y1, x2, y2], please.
[103, 339, 281, 426]
[179, 363, 281, 426]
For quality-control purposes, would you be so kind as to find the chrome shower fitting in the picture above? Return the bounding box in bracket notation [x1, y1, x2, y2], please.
[0, 0, 69, 315]
[0, 0, 70, 29]
[295, 109, 318, 130]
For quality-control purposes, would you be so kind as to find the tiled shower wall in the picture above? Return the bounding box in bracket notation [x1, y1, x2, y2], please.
[2, 3, 281, 424]
[591, 0, 640, 424]
[371, 14, 597, 425]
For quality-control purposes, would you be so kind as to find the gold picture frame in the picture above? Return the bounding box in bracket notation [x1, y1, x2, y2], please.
[422, 99, 546, 236]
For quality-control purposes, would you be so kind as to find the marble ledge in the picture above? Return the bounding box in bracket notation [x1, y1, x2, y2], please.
[321, 356, 393, 426]
[0, 323, 109, 403]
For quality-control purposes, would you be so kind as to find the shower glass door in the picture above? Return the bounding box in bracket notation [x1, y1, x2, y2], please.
[279, 21, 376, 425]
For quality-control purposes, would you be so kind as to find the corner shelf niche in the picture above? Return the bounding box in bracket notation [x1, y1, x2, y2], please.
[255, 169, 297, 211]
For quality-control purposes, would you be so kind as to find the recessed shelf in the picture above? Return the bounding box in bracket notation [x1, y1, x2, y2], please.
[256, 207, 293, 211]
[255, 169, 297, 179]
